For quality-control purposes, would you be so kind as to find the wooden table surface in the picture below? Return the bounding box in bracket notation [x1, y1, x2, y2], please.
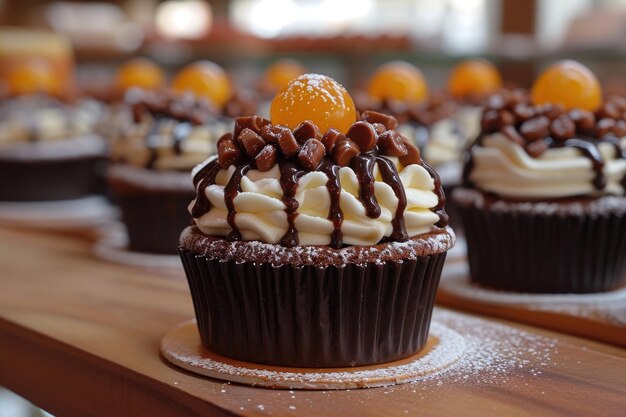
[0, 226, 625, 417]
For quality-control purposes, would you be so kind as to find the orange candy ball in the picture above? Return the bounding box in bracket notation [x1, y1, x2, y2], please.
[264, 59, 306, 92]
[366, 61, 428, 103]
[115, 58, 165, 92]
[4, 59, 63, 97]
[171, 61, 232, 108]
[531, 60, 602, 112]
[448, 59, 502, 99]
[271, 74, 356, 134]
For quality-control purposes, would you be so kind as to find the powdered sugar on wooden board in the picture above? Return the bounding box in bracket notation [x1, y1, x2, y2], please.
[161, 309, 559, 390]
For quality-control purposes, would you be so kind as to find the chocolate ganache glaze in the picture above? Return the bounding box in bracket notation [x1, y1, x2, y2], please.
[463, 90, 626, 194]
[191, 111, 448, 248]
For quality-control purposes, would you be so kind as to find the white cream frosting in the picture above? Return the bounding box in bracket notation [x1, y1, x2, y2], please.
[424, 106, 481, 167]
[109, 111, 228, 171]
[0, 96, 104, 145]
[469, 133, 626, 198]
[190, 156, 441, 246]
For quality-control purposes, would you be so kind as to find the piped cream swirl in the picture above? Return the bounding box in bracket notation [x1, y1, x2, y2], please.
[469, 133, 626, 198]
[190, 156, 441, 246]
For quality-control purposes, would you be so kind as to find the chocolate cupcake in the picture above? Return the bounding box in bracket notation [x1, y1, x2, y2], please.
[455, 60, 626, 293]
[179, 74, 454, 368]
[0, 83, 106, 201]
[107, 89, 216, 254]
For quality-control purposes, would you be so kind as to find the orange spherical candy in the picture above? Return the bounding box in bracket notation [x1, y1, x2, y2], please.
[171, 61, 232, 108]
[531, 60, 601, 112]
[115, 58, 165, 92]
[448, 59, 502, 99]
[264, 59, 306, 92]
[271, 74, 356, 134]
[366, 61, 428, 103]
[4, 59, 63, 97]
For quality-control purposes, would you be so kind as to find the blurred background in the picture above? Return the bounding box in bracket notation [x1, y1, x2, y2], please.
[2, 0, 626, 92]
[1, 0, 626, 415]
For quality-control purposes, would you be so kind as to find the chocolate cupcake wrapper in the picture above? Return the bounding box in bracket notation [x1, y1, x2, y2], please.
[116, 192, 194, 254]
[458, 201, 626, 293]
[179, 249, 447, 368]
[0, 157, 99, 201]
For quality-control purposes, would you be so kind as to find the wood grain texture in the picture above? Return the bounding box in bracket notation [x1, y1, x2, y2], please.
[0, 227, 625, 417]
[438, 258, 626, 347]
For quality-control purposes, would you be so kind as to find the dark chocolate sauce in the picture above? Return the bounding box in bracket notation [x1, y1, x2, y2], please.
[351, 154, 381, 219]
[190, 159, 221, 218]
[224, 164, 251, 241]
[319, 159, 344, 248]
[279, 161, 305, 247]
[422, 162, 449, 227]
[376, 156, 408, 241]
[561, 138, 606, 190]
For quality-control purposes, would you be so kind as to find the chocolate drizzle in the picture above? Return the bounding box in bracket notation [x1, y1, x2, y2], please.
[352, 154, 381, 219]
[463, 92, 626, 194]
[224, 164, 251, 241]
[279, 161, 305, 247]
[192, 114, 449, 248]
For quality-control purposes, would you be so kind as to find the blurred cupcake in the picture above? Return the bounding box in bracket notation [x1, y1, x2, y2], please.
[454, 60, 626, 293]
[256, 58, 307, 117]
[179, 74, 454, 367]
[0, 47, 106, 201]
[107, 89, 215, 254]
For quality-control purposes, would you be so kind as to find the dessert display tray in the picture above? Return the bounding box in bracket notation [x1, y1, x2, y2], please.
[438, 256, 626, 347]
[0, 226, 625, 416]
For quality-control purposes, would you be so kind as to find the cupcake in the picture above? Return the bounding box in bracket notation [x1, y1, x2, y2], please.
[107, 89, 215, 254]
[455, 60, 626, 293]
[0, 50, 106, 201]
[179, 74, 454, 367]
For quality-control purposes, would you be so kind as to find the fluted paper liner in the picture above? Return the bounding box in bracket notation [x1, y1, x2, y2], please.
[179, 249, 447, 368]
[457, 197, 626, 293]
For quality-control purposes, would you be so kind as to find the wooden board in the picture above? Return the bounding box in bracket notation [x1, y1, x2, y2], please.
[0, 226, 625, 417]
[438, 257, 626, 347]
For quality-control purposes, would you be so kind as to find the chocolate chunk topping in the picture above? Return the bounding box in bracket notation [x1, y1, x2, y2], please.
[520, 116, 550, 142]
[550, 115, 575, 142]
[277, 127, 301, 157]
[596, 118, 615, 138]
[218, 136, 243, 168]
[238, 128, 266, 158]
[293, 120, 322, 144]
[347, 121, 377, 152]
[399, 139, 422, 166]
[378, 130, 408, 157]
[298, 138, 325, 171]
[361, 110, 398, 130]
[332, 138, 360, 167]
[255, 144, 277, 171]
[500, 125, 525, 146]
[568, 109, 595, 132]
[234, 116, 271, 139]
[321, 128, 344, 153]
[526, 138, 549, 157]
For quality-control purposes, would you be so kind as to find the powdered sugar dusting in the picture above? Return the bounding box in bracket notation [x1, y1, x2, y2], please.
[162, 309, 559, 390]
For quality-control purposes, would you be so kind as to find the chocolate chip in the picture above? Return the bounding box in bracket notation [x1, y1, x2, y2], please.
[500, 125, 526, 146]
[293, 120, 322, 144]
[346, 121, 377, 152]
[512, 104, 535, 123]
[596, 118, 615, 138]
[321, 128, 345, 153]
[238, 128, 266, 158]
[499, 110, 515, 126]
[398, 139, 422, 166]
[218, 138, 243, 168]
[568, 109, 595, 132]
[372, 123, 387, 135]
[539, 104, 564, 121]
[234, 116, 271, 138]
[276, 127, 300, 157]
[526, 139, 548, 158]
[378, 130, 408, 157]
[481, 110, 502, 133]
[615, 119, 626, 137]
[360, 110, 398, 130]
[255, 144, 277, 171]
[520, 116, 550, 142]
[550, 115, 575, 142]
[298, 139, 325, 171]
[332, 138, 360, 167]
[597, 102, 621, 120]
[216, 132, 233, 149]
[485, 95, 506, 111]
[260, 124, 287, 143]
